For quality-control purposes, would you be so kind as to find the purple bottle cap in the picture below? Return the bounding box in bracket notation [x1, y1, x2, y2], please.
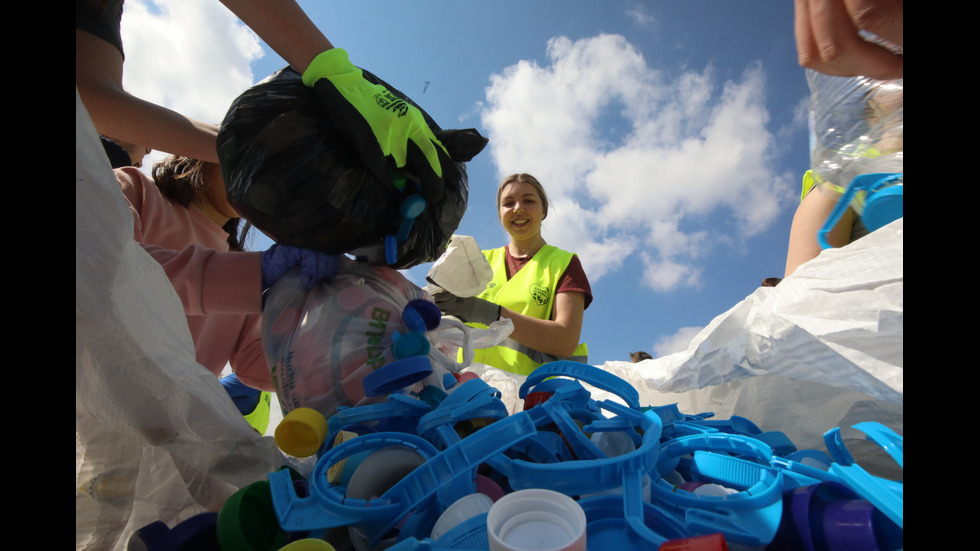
[823, 499, 878, 551]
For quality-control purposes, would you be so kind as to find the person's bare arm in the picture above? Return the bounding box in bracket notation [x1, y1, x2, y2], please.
[501, 291, 586, 358]
[793, 0, 903, 80]
[784, 189, 855, 277]
[75, 29, 221, 162]
[218, 0, 333, 74]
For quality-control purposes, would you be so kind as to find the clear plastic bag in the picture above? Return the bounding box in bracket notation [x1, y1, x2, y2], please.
[262, 259, 450, 418]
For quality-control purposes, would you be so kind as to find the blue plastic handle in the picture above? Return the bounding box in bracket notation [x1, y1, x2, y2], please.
[520, 361, 641, 410]
[817, 172, 902, 249]
[650, 433, 784, 547]
[362, 356, 434, 397]
[488, 402, 663, 497]
[271, 411, 543, 547]
[823, 421, 904, 528]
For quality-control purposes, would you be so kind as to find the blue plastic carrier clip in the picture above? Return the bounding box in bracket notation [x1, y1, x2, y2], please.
[818, 172, 903, 249]
[824, 421, 903, 528]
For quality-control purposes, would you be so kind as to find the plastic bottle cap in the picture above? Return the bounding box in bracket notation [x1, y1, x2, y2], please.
[275, 407, 329, 457]
[133, 513, 218, 551]
[522, 391, 552, 410]
[128, 521, 170, 550]
[657, 533, 729, 551]
[216, 480, 289, 551]
[476, 474, 506, 502]
[361, 356, 433, 397]
[823, 499, 879, 551]
[454, 371, 480, 384]
[278, 539, 337, 551]
[392, 331, 431, 359]
[487, 489, 587, 551]
[406, 299, 442, 331]
[400, 306, 428, 334]
[431, 493, 494, 541]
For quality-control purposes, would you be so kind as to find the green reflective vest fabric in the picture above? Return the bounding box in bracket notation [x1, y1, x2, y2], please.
[465, 245, 588, 375]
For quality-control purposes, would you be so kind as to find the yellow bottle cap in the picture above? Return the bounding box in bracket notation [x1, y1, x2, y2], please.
[274, 407, 328, 457]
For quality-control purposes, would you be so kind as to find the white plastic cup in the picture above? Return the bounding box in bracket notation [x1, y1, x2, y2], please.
[487, 489, 586, 551]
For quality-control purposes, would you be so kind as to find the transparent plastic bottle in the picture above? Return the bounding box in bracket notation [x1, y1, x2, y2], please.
[807, 69, 903, 204]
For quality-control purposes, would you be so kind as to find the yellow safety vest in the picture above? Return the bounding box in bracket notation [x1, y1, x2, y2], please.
[464, 245, 588, 375]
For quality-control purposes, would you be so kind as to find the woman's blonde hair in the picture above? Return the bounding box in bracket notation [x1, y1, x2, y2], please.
[497, 173, 549, 219]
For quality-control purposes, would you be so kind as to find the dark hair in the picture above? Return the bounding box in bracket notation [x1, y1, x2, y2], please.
[630, 351, 652, 363]
[100, 136, 133, 168]
[151, 155, 252, 251]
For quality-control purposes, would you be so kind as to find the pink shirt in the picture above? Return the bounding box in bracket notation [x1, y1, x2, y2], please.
[115, 167, 273, 391]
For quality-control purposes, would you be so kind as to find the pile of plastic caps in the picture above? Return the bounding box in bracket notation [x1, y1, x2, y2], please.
[130, 304, 903, 551]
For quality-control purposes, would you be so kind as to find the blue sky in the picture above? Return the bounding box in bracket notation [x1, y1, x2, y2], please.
[122, 0, 811, 365]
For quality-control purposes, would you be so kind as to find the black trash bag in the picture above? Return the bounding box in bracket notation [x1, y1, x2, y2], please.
[217, 66, 487, 269]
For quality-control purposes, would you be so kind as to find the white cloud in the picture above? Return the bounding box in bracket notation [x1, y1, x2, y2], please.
[480, 34, 792, 292]
[120, 0, 263, 126]
[653, 325, 703, 356]
[625, 7, 656, 28]
[641, 255, 700, 292]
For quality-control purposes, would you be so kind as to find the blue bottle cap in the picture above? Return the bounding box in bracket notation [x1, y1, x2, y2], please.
[129, 521, 170, 550]
[362, 356, 433, 397]
[406, 299, 442, 331]
[144, 512, 219, 551]
[400, 306, 428, 334]
[392, 331, 431, 359]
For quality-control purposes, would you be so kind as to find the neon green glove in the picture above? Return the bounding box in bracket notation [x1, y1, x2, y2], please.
[302, 48, 452, 201]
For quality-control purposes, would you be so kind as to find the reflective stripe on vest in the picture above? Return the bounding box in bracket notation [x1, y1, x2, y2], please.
[465, 245, 588, 376]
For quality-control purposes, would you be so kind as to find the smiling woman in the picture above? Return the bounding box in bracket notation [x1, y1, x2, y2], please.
[433, 173, 593, 375]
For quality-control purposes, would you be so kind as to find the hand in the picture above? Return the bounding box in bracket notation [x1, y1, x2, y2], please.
[793, 0, 903, 80]
[302, 48, 453, 201]
[432, 291, 501, 325]
[261, 244, 340, 290]
[220, 373, 262, 415]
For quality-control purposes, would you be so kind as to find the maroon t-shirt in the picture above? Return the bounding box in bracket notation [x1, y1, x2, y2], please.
[503, 247, 593, 309]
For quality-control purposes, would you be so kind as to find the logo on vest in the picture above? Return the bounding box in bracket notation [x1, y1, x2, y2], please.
[529, 283, 550, 306]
